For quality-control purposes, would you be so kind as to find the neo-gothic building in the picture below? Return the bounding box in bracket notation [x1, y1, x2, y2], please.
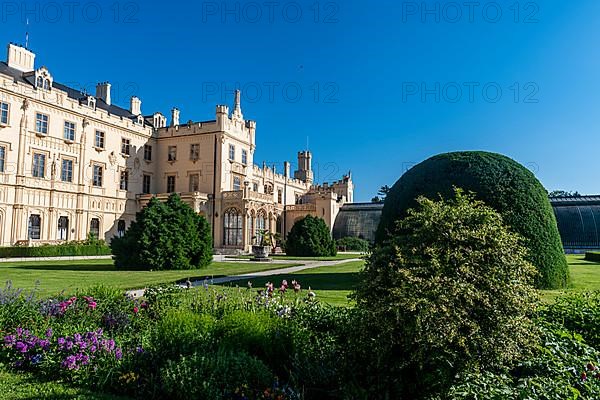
[0, 43, 353, 252]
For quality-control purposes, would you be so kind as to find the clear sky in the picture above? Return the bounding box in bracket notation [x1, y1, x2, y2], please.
[1, 0, 597, 201]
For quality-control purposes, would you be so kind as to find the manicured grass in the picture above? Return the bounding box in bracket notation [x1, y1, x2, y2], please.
[222, 260, 364, 306]
[226, 253, 363, 261]
[541, 254, 600, 302]
[0, 259, 300, 296]
[0, 368, 130, 399]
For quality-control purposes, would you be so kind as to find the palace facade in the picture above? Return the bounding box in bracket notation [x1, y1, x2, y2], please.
[0, 43, 353, 252]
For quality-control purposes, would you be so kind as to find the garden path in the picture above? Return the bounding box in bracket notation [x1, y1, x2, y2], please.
[126, 257, 361, 298]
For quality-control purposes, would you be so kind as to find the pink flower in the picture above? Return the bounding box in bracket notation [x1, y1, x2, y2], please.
[88, 302, 97, 310]
[133, 306, 139, 314]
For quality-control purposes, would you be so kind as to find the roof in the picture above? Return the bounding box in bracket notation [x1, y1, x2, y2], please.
[549, 195, 600, 206]
[0, 61, 138, 121]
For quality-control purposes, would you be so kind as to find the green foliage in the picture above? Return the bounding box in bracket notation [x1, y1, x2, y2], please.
[150, 309, 215, 360]
[336, 236, 369, 252]
[286, 216, 337, 257]
[0, 369, 128, 400]
[0, 242, 111, 258]
[437, 325, 600, 400]
[111, 194, 212, 270]
[540, 291, 600, 349]
[376, 151, 569, 289]
[585, 252, 600, 263]
[160, 349, 274, 400]
[356, 189, 539, 398]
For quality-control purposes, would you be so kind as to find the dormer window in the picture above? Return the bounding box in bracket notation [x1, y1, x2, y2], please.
[34, 67, 53, 91]
[87, 96, 96, 109]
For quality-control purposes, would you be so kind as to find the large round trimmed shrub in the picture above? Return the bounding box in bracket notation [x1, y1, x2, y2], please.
[111, 193, 213, 270]
[286, 216, 337, 257]
[376, 151, 568, 289]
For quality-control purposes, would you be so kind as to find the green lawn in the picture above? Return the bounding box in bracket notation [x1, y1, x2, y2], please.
[0, 369, 130, 400]
[221, 255, 600, 306]
[226, 253, 363, 261]
[0, 259, 300, 297]
[541, 254, 600, 301]
[221, 260, 364, 306]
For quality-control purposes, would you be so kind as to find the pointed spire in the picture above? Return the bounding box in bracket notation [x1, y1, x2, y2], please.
[231, 89, 244, 121]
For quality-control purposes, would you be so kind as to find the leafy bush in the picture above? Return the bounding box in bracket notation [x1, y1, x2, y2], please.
[111, 193, 212, 270]
[286, 216, 336, 257]
[376, 151, 568, 289]
[437, 325, 600, 400]
[355, 189, 539, 398]
[0, 242, 111, 258]
[540, 291, 600, 349]
[161, 349, 275, 400]
[336, 236, 369, 252]
[150, 309, 215, 360]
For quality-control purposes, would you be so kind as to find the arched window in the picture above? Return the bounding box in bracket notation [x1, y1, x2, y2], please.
[223, 208, 242, 246]
[255, 210, 266, 245]
[57, 216, 69, 240]
[89, 218, 100, 240]
[276, 215, 283, 235]
[36, 76, 44, 88]
[43, 79, 50, 90]
[28, 214, 41, 240]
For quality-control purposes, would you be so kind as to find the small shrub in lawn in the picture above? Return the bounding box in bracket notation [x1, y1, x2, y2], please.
[286, 215, 337, 257]
[585, 252, 600, 263]
[336, 236, 370, 252]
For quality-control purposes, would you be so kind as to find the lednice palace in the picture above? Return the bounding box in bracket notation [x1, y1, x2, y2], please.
[0, 43, 354, 252]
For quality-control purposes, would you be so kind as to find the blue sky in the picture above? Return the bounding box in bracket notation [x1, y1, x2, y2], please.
[1, 0, 597, 201]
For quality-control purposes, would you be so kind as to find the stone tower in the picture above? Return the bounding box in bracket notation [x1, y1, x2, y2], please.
[294, 151, 313, 184]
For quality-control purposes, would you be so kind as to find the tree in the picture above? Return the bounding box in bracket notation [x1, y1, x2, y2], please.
[111, 194, 212, 270]
[376, 151, 568, 289]
[548, 190, 581, 197]
[355, 189, 539, 399]
[377, 185, 391, 198]
[285, 216, 337, 257]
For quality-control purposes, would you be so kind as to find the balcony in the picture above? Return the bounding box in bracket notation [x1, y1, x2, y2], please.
[286, 204, 316, 212]
[221, 190, 273, 203]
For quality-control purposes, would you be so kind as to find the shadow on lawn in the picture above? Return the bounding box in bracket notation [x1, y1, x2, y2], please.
[6, 263, 117, 272]
[219, 272, 361, 291]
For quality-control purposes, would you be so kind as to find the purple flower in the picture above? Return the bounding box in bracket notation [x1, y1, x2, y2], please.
[4, 335, 15, 345]
[15, 341, 28, 353]
[45, 328, 53, 338]
[115, 348, 122, 360]
[57, 337, 65, 346]
[15, 327, 23, 337]
[62, 355, 78, 370]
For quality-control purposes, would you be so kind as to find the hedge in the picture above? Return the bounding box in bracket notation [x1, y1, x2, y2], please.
[585, 252, 600, 263]
[376, 151, 569, 290]
[0, 243, 112, 258]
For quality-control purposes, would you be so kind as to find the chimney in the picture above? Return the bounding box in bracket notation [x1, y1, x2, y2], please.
[284, 161, 290, 178]
[7, 43, 35, 72]
[95, 82, 111, 105]
[130, 96, 141, 115]
[171, 108, 180, 126]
